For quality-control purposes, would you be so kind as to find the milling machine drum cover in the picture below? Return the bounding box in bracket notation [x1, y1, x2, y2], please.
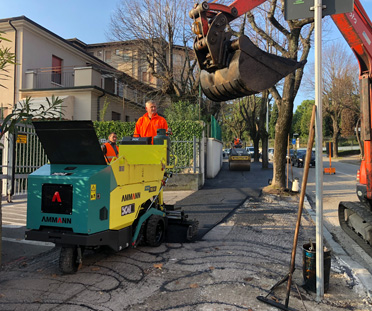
[200, 35, 306, 102]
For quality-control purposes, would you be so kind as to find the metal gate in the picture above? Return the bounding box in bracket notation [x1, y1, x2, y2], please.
[2, 123, 48, 198]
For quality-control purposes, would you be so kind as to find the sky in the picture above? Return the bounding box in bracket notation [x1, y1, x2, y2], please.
[1, 0, 372, 109]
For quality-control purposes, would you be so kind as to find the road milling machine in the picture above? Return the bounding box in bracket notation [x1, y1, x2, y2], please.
[25, 121, 198, 273]
[189, 0, 372, 256]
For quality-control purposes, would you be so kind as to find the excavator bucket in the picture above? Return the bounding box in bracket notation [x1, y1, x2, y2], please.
[200, 35, 306, 102]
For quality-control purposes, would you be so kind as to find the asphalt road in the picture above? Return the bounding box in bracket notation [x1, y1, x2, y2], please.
[172, 160, 273, 239]
[288, 154, 372, 274]
[2, 158, 371, 310]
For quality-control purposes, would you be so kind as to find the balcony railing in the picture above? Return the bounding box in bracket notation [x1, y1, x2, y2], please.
[24, 66, 146, 106]
[36, 70, 75, 89]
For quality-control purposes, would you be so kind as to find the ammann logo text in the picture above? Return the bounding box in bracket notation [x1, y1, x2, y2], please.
[41, 216, 71, 224]
[121, 192, 141, 202]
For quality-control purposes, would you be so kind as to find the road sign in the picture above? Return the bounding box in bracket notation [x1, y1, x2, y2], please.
[284, 0, 354, 20]
[16, 134, 27, 144]
[292, 138, 296, 145]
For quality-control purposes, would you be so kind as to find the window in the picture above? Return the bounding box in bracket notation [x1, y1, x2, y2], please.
[122, 51, 131, 62]
[97, 50, 103, 58]
[52, 55, 62, 85]
[125, 115, 130, 122]
[115, 49, 121, 56]
[105, 50, 111, 62]
[112, 112, 121, 121]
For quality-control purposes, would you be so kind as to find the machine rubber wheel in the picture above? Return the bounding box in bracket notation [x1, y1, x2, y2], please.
[59, 246, 80, 274]
[146, 215, 166, 247]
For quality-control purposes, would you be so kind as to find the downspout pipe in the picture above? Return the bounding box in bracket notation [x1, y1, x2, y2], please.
[7, 20, 17, 201]
[9, 20, 17, 113]
[97, 90, 105, 121]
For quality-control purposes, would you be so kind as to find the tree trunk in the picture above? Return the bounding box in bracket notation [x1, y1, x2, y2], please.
[261, 132, 269, 168]
[253, 137, 260, 162]
[273, 98, 293, 188]
[332, 116, 339, 158]
[259, 91, 270, 169]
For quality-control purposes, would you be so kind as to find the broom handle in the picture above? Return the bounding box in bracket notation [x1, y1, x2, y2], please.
[285, 105, 316, 307]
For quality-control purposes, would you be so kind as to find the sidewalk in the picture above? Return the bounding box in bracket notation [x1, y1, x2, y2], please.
[1, 191, 372, 310]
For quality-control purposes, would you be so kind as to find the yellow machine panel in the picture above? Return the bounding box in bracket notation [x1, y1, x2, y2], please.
[109, 181, 162, 230]
[110, 145, 167, 187]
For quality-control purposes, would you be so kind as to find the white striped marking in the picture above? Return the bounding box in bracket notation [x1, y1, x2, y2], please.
[2, 237, 54, 247]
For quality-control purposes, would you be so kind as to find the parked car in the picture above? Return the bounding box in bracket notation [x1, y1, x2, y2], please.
[292, 149, 315, 167]
[286, 149, 295, 161]
[246, 147, 255, 158]
[223, 148, 231, 158]
[268, 148, 274, 161]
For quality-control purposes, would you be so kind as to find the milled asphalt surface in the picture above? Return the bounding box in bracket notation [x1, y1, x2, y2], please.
[1, 160, 372, 310]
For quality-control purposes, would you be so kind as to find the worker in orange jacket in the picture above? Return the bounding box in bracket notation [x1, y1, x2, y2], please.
[134, 100, 169, 144]
[233, 137, 242, 148]
[102, 132, 119, 163]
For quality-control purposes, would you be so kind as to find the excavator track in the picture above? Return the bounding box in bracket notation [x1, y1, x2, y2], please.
[338, 201, 372, 258]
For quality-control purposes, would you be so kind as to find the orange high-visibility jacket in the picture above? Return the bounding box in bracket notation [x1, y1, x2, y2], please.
[103, 142, 118, 163]
[134, 113, 168, 144]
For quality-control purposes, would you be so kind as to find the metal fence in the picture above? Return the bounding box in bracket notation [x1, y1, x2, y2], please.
[1, 124, 201, 197]
[2, 123, 48, 198]
[170, 137, 201, 174]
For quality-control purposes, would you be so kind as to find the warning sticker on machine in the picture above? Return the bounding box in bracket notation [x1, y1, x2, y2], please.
[90, 184, 96, 200]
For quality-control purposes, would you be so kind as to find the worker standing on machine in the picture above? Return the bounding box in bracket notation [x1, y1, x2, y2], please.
[134, 100, 169, 144]
[102, 132, 119, 163]
[233, 137, 242, 148]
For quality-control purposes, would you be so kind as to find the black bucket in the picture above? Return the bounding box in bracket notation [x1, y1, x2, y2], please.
[302, 243, 331, 292]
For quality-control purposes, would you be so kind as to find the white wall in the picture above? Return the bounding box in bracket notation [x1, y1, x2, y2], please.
[206, 138, 223, 178]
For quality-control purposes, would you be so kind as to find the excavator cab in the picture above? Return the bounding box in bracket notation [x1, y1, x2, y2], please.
[189, 2, 306, 102]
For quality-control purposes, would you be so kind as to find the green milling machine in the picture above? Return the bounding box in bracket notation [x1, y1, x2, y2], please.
[25, 121, 198, 273]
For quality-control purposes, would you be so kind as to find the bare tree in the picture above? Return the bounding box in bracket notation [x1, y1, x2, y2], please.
[322, 42, 359, 158]
[239, 96, 260, 162]
[246, 1, 314, 189]
[108, 0, 198, 101]
[221, 102, 247, 146]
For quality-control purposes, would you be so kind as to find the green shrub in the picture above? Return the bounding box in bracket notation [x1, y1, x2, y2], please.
[93, 120, 204, 141]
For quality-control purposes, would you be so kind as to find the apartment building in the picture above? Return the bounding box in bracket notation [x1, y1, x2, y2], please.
[0, 16, 155, 122]
[85, 40, 194, 111]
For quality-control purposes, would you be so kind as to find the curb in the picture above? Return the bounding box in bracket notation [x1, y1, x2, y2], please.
[303, 196, 372, 299]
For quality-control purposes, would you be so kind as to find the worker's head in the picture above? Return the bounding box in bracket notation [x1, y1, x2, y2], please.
[108, 132, 117, 143]
[145, 100, 157, 118]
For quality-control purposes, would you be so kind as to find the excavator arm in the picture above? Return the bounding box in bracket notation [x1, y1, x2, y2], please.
[189, 0, 306, 101]
[329, 0, 372, 256]
[332, 0, 372, 201]
[191, 0, 372, 256]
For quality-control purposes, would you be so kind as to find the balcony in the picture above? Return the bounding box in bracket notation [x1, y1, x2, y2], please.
[24, 66, 143, 104]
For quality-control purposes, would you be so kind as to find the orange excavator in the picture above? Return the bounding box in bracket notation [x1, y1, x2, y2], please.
[188, 0, 306, 102]
[190, 0, 372, 256]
